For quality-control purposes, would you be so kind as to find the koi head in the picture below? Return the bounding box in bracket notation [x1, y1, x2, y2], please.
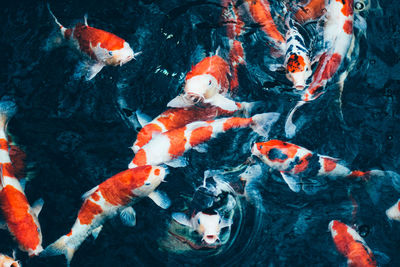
[105, 42, 135, 66]
[133, 166, 167, 197]
[183, 74, 220, 104]
[193, 210, 231, 245]
[0, 254, 21, 267]
[251, 140, 300, 171]
[285, 54, 312, 90]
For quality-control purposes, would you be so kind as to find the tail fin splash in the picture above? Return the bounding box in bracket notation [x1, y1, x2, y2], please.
[41, 235, 77, 267]
[250, 112, 280, 138]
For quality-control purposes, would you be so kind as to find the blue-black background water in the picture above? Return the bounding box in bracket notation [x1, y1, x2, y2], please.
[1, 0, 400, 266]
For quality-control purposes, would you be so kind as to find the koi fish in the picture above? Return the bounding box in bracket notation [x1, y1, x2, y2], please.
[0, 252, 20, 267]
[386, 199, 400, 222]
[167, 55, 239, 111]
[242, 0, 285, 53]
[129, 112, 279, 169]
[285, 0, 355, 137]
[172, 209, 232, 245]
[0, 101, 44, 256]
[132, 101, 257, 153]
[41, 165, 170, 266]
[47, 4, 139, 80]
[294, 0, 326, 23]
[329, 220, 377, 267]
[251, 140, 399, 198]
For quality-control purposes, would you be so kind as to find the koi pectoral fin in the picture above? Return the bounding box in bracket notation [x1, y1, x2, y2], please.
[172, 212, 192, 228]
[280, 172, 301, 193]
[120, 207, 136, 227]
[205, 94, 238, 112]
[148, 190, 171, 209]
[74, 61, 105, 81]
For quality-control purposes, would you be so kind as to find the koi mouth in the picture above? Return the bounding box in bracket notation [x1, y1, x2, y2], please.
[202, 235, 219, 244]
[185, 93, 205, 104]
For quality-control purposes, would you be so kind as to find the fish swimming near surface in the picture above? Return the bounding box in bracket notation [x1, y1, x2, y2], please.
[132, 101, 258, 154]
[251, 140, 400, 199]
[167, 55, 239, 111]
[0, 100, 44, 256]
[285, 0, 356, 138]
[0, 252, 20, 267]
[47, 4, 140, 80]
[41, 165, 170, 266]
[329, 220, 377, 267]
[129, 113, 279, 169]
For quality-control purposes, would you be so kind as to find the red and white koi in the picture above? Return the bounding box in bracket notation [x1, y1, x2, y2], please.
[329, 220, 377, 267]
[47, 4, 139, 80]
[386, 199, 400, 222]
[251, 140, 398, 195]
[42, 165, 170, 266]
[294, 0, 326, 23]
[132, 101, 256, 154]
[0, 101, 44, 256]
[167, 55, 239, 111]
[0, 252, 20, 267]
[129, 113, 279, 169]
[242, 0, 285, 53]
[172, 210, 232, 245]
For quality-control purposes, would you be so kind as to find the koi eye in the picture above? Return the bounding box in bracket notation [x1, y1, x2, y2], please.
[145, 182, 151, 186]
[208, 80, 212, 85]
[355, 1, 365, 11]
[37, 227, 41, 233]
[198, 218, 201, 225]
[109, 51, 113, 56]
[218, 218, 222, 224]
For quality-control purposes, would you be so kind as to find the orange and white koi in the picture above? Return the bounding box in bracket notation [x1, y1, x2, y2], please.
[47, 4, 139, 80]
[42, 165, 170, 266]
[0, 101, 44, 257]
[132, 101, 256, 154]
[386, 199, 400, 222]
[329, 220, 377, 267]
[129, 113, 279, 169]
[0, 252, 20, 267]
[285, 0, 355, 137]
[167, 55, 239, 111]
[242, 0, 285, 54]
[251, 140, 399, 195]
[294, 0, 326, 23]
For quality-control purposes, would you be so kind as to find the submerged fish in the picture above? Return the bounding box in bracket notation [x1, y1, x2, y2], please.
[132, 101, 256, 153]
[329, 220, 377, 267]
[167, 55, 239, 111]
[0, 101, 44, 256]
[129, 113, 279, 169]
[251, 140, 399, 197]
[0, 252, 20, 267]
[47, 4, 139, 80]
[41, 166, 170, 266]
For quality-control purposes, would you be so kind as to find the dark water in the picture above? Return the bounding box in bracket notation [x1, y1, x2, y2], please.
[1, 0, 400, 266]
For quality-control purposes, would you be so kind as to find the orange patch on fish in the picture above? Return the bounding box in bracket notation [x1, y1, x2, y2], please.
[98, 166, 152, 206]
[2, 163, 15, 178]
[189, 126, 213, 147]
[262, 140, 299, 159]
[166, 127, 187, 158]
[222, 117, 251, 131]
[0, 185, 40, 251]
[78, 200, 103, 225]
[295, 0, 326, 23]
[0, 138, 8, 151]
[343, 20, 353, 34]
[92, 192, 100, 201]
[9, 145, 26, 179]
[323, 158, 337, 172]
[136, 124, 163, 148]
[287, 54, 306, 73]
[132, 149, 147, 167]
[66, 230, 73, 236]
[337, 0, 354, 16]
[294, 154, 311, 174]
[154, 168, 160, 176]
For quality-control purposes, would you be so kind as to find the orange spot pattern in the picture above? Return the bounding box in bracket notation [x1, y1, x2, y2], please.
[166, 127, 187, 158]
[259, 140, 299, 159]
[294, 154, 311, 174]
[343, 20, 353, 34]
[323, 158, 337, 172]
[0, 138, 8, 151]
[295, 0, 326, 23]
[9, 145, 26, 179]
[0, 185, 40, 251]
[98, 166, 152, 206]
[66, 230, 73, 236]
[331, 221, 376, 267]
[245, 0, 284, 43]
[337, 0, 354, 16]
[2, 163, 15, 178]
[135, 124, 163, 149]
[287, 54, 306, 73]
[185, 56, 230, 94]
[92, 192, 100, 201]
[222, 117, 252, 132]
[189, 126, 213, 147]
[73, 23, 125, 60]
[78, 200, 103, 225]
[132, 149, 147, 167]
[154, 168, 160, 176]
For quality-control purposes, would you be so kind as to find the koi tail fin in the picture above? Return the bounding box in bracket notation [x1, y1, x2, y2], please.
[0, 100, 17, 135]
[250, 112, 280, 138]
[361, 170, 400, 204]
[41, 235, 77, 267]
[284, 100, 306, 139]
